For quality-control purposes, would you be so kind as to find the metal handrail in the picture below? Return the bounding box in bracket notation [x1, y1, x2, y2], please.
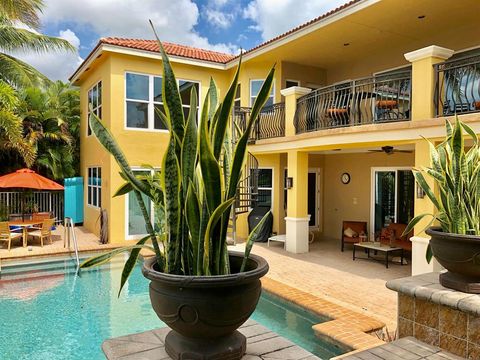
[64, 217, 80, 272]
[232, 103, 285, 142]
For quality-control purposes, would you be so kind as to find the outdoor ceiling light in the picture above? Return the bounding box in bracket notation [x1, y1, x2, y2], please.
[416, 182, 425, 199]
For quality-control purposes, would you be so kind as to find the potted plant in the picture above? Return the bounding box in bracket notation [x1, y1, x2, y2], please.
[405, 116, 480, 293]
[81, 23, 272, 359]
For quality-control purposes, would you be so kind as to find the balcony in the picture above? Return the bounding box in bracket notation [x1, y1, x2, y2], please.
[233, 102, 285, 142]
[435, 54, 480, 116]
[294, 71, 412, 134]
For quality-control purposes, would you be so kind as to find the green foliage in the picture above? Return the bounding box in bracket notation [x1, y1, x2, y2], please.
[81, 23, 274, 292]
[0, 0, 74, 87]
[404, 117, 480, 262]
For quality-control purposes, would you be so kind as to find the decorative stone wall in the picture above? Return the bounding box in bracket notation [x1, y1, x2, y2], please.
[387, 272, 480, 359]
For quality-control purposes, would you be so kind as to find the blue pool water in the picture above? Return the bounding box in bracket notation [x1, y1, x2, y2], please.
[0, 256, 344, 360]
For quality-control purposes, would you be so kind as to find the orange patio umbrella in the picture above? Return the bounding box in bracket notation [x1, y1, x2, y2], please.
[0, 168, 64, 190]
[0, 168, 64, 220]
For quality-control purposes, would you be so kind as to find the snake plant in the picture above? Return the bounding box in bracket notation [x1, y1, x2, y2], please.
[81, 23, 274, 293]
[404, 116, 480, 262]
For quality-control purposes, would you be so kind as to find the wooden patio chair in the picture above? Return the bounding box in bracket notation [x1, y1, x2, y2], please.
[341, 221, 367, 252]
[28, 218, 55, 247]
[0, 221, 23, 251]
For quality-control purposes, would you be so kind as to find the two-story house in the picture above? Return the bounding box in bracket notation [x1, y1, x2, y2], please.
[70, 0, 480, 273]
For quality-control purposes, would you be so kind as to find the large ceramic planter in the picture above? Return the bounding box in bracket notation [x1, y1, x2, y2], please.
[142, 251, 269, 360]
[427, 226, 480, 293]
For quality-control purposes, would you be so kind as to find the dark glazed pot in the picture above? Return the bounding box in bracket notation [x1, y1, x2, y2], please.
[142, 251, 269, 360]
[427, 226, 480, 293]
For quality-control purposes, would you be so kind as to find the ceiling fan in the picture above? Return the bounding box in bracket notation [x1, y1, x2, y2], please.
[368, 146, 413, 155]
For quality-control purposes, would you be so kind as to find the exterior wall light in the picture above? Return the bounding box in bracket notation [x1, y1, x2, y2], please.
[286, 177, 293, 189]
[416, 182, 425, 199]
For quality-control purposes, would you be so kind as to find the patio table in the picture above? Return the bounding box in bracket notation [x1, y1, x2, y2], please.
[9, 220, 42, 247]
[353, 241, 404, 268]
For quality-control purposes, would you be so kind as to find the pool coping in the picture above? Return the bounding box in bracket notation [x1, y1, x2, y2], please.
[261, 277, 386, 356]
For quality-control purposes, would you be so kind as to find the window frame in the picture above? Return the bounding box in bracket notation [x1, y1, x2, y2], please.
[86, 166, 102, 209]
[124, 71, 200, 132]
[87, 81, 102, 137]
[250, 79, 275, 107]
[125, 167, 159, 240]
[256, 167, 274, 209]
[234, 83, 241, 108]
[285, 79, 300, 88]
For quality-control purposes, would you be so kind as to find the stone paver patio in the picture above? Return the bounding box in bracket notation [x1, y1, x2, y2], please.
[231, 235, 411, 332]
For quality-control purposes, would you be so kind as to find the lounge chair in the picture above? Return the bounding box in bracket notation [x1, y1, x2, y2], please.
[341, 221, 367, 251]
[28, 218, 55, 247]
[0, 221, 23, 251]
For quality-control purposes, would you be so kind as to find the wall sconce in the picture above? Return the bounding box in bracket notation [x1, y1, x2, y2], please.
[286, 177, 293, 189]
[416, 183, 425, 199]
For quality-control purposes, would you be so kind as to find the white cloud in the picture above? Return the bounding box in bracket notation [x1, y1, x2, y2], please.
[204, 8, 233, 29]
[41, 0, 238, 54]
[243, 0, 348, 40]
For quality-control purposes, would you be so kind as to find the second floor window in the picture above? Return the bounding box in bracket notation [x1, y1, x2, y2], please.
[126, 72, 199, 130]
[87, 81, 102, 136]
[234, 84, 241, 108]
[87, 167, 101, 208]
[250, 79, 274, 107]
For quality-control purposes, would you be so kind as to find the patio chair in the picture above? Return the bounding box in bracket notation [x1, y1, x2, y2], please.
[0, 221, 23, 251]
[341, 221, 367, 252]
[32, 212, 52, 222]
[28, 218, 55, 247]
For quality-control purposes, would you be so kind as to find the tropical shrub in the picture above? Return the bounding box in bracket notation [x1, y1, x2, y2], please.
[404, 117, 480, 261]
[81, 24, 274, 293]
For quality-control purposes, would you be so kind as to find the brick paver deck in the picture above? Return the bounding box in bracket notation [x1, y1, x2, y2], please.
[231, 235, 411, 332]
[102, 319, 321, 360]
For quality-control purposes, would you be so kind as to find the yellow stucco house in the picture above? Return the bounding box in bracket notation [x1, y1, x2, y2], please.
[70, 0, 480, 273]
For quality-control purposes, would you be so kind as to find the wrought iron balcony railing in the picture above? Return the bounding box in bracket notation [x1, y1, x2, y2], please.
[294, 71, 411, 134]
[434, 54, 480, 117]
[232, 102, 285, 142]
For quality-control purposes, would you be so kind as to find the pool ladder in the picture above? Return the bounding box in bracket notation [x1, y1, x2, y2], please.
[64, 217, 80, 273]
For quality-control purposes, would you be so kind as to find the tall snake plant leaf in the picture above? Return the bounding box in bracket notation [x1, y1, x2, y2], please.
[240, 211, 271, 272]
[413, 170, 441, 210]
[114, 182, 133, 197]
[80, 243, 155, 269]
[212, 57, 241, 159]
[149, 20, 185, 142]
[161, 136, 181, 274]
[208, 77, 218, 124]
[185, 181, 201, 274]
[89, 111, 149, 195]
[118, 234, 152, 296]
[203, 198, 236, 275]
[198, 92, 222, 213]
[227, 66, 275, 200]
[181, 86, 198, 196]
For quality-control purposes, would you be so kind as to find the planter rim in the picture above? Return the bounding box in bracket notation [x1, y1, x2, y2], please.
[426, 226, 480, 243]
[142, 251, 269, 287]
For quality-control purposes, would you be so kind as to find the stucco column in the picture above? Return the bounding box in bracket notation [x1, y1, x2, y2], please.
[285, 150, 309, 253]
[404, 46, 453, 275]
[404, 45, 454, 121]
[280, 86, 312, 136]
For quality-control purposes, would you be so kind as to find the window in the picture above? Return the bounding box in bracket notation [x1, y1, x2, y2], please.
[87, 82, 102, 136]
[126, 168, 161, 239]
[257, 168, 273, 208]
[285, 80, 300, 88]
[87, 167, 101, 208]
[250, 79, 274, 107]
[234, 84, 241, 108]
[126, 72, 199, 130]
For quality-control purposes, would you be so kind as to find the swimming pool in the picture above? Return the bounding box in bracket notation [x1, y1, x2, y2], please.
[0, 256, 344, 359]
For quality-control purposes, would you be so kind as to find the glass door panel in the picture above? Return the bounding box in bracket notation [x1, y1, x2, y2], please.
[128, 170, 151, 237]
[374, 171, 396, 234]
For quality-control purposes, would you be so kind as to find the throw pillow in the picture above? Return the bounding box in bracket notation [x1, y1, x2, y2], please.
[344, 227, 358, 238]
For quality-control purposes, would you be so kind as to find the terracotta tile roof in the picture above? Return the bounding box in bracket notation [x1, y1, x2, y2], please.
[100, 37, 235, 64]
[237, 0, 361, 59]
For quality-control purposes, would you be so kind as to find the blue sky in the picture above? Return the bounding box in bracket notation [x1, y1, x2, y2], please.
[16, 0, 347, 81]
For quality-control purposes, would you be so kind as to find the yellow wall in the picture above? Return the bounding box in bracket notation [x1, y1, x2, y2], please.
[80, 56, 112, 237]
[321, 151, 414, 240]
[281, 61, 326, 90]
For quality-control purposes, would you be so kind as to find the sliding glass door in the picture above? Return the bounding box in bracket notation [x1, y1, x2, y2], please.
[372, 168, 414, 238]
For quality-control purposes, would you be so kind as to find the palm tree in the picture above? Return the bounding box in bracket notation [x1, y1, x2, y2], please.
[0, 80, 34, 167]
[19, 82, 79, 180]
[0, 0, 75, 87]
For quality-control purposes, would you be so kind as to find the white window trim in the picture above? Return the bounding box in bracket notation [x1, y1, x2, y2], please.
[234, 83, 241, 107]
[250, 79, 275, 107]
[256, 167, 274, 210]
[86, 166, 102, 209]
[285, 79, 300, 88]
[87, 81, 102, 137]
[124, 71, 200, 132]
[369, 166, 413, 240]
[125, 167, 158, 240]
